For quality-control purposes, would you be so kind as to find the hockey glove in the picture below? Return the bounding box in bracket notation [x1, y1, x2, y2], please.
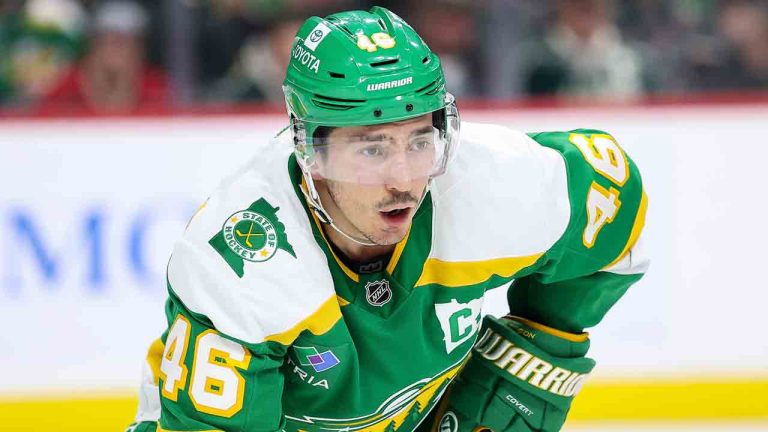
[432, 316, 596, 432]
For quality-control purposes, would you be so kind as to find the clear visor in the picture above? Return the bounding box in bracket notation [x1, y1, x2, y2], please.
[308, 125, 446, 185]
[291, 94, 460, 186]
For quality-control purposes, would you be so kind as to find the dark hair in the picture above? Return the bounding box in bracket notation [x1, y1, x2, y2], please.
[313, 125, 335, 143]
[313, 111, 441, 144]
[312, 126, 335, 157]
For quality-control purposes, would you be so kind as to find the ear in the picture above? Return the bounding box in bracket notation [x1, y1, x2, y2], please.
[310, 154, 328, 180]
[310, 169, 325, 181]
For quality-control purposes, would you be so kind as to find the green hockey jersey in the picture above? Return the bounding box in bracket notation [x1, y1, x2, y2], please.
[128, 122, 648, 432]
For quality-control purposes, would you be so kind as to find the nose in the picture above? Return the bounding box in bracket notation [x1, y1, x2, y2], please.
[385, 178, 412, 193]
[382, 149, 414, 191]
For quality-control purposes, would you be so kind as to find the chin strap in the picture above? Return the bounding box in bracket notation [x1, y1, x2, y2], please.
[299, 169, 379, 247]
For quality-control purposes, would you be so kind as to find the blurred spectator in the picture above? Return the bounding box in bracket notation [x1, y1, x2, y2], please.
[523, 0, 643, 100]
[684, 0, 768, 91]
[206, 17, 302, 103]
[2, 0, 766, 110]
[720, 1, 768, 89]
[195, 0, 250, 90]
[613, 0, 691, 93]
[200, 0, 359, 103]
[38, 0, 168, 114]
[400, 0, 480, 98]
[0, 0, 85, 107]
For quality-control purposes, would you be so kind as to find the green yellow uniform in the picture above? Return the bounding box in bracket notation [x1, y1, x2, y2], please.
[127, 122, 648, 432]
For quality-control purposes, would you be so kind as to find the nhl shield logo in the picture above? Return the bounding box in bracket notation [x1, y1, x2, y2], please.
[439, 411, 458, 432]
[365, 279, 392, 307]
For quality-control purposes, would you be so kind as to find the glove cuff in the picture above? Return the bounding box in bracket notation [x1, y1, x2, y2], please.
[504, 315, 591, 358]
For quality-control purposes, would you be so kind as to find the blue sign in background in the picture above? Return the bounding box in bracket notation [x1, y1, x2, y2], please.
[2, 203, 197, 297]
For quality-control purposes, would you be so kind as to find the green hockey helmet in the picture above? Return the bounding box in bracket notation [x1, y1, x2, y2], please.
[283, 6, 460, 184]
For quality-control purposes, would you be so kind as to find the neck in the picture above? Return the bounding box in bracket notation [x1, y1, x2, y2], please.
[322, 222, 395, 262]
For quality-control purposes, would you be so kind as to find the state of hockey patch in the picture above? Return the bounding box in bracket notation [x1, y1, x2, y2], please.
[209, 198, 296, 277]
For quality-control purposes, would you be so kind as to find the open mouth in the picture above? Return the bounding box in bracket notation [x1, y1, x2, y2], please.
[381, 208, 406, 217]
[379, 207, 412, 224]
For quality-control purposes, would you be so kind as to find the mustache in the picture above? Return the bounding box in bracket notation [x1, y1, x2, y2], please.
[376, 191, 420, 209]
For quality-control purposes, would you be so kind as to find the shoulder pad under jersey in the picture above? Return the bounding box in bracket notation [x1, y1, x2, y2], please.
[427, 122, 645, 285]
[167, 131, 341, 346]
[425, 122, 572, 283]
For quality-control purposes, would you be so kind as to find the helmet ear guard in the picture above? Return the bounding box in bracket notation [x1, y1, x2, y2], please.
[431, 93, 461, 178]
[288, 113, 311, 170]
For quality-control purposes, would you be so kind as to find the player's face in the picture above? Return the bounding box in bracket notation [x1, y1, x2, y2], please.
[316, 114, 432, 245]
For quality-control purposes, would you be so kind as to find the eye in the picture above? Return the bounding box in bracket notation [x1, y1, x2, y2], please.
[409, 139, 431, 152]
[359, 145, 384, 157]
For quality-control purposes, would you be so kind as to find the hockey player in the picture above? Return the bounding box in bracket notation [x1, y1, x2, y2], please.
[127, 7, 648, 432]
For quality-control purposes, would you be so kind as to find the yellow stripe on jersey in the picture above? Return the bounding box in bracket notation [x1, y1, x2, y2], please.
[415, 253, 543, 288]
[604, 190, 648, 270]
[264, 294, 343, 345]
[386, 225, 411, 275]
[506, 315, 590, 343]
[300, 357, 469, 430]
[184, 199, 209, 231]
[336, 294, 351, 307]
[146, 338, 165, 386]
[303, 186, 359, 284]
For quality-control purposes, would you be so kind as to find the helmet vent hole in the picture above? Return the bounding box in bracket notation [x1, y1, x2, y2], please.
[422, 56, 430, 64]
[406, 104, 414, 112]
[377, 19, 386, 30]
[370, 59, 399, 67]
[374, 109, 382, 117]
[339, 25, 354, 37]
[329, 72, 346, 79]
[313, 101, 353, 111]
[311, 94, 365, 111]
[313, 94, 365, 103]
[416, 80, 440, 95]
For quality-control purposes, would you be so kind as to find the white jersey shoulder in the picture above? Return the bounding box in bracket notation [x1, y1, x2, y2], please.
[430, 121, 571, 262]
[167, 131, 337, 346]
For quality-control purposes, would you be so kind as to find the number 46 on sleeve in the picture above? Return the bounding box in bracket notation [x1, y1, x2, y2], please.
[159, 315, 252, 418]
[569, 133, 629, 248]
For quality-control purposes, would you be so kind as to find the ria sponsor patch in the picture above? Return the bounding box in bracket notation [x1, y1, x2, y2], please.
[295, 346, 340, 373]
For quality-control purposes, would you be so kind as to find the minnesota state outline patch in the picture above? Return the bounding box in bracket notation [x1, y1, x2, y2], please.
[209, 198, 296, 277]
